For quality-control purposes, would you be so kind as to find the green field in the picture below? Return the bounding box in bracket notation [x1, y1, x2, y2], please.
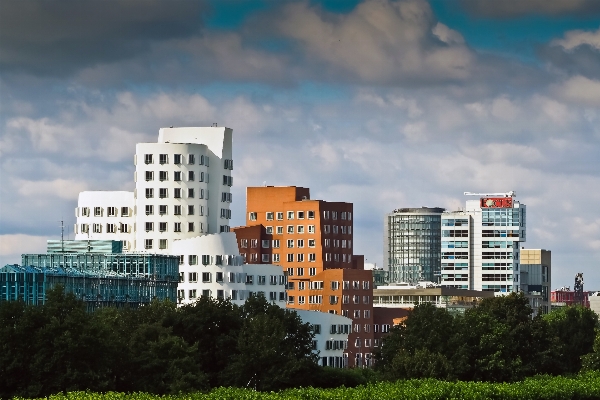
[20, 372, 600, 400]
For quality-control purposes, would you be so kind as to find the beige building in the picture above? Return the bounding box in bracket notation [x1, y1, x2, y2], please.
[520, 249, 551, 315]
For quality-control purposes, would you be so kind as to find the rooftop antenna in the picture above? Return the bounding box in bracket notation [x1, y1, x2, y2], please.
[60, 219, 64, 253]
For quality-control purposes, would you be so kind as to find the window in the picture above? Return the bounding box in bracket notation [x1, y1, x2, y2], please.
[159, 188, 168, 198]
[174, 171, 181, 181]
[266, 212, 274, 220]
[287, 225, 294, 234]
[287, 267, 294, 276]
[276, 226, 283, 234]
[333, 226, 339, 234]
[251, 239, 258, 248]
[174, 154, 181, 164]
[297, 225, 305, 234]
[188, 154, 195, 164]
[363, 296, 370, 304]
[307, 225, 315, 233]
[353, 281, 360, 290]
[202, 255, 210, 265]
[364, 310, 370, 319]
[272, 239, 280, 248]
[188, 205, 194, 215]
[159, 205, 167, 215]
[187, 188, 194, 198]
[343, 295, 349, 304]
[119, 223, 128, 233]
[80, 224, 89, 233]
[174, 222, 181, 232]
[258, 275, 266, 285]
[145, 222, 153, 232]
[324, 225, 330, 234]
[144, 154, 153, 164]
[325, 253, 331, 261]
[145, 188, 154, 198]
[276, 212, 284, 220]
[240, 239, 248, 248]
[216, 272, 224, 282]
[188, 272, 198, 283]
[188, 255, 197, 265]
[331, 281, 339, 290]
[287, 254, 293, 262]
[80, 207, 90, 217]
[353, 295, 360, 304]
[297, 239, 304, 248]
[298, 281, 305, 290]
[145, 239, 153, 249]
[105, 223, 115, 233]
[91, 223, 101, 233]
[202, 289, 210, 298]
[199, 172, 205, 182]
[262, 240, 270, 249]
[159, 239, 167, 249]
[249, 212, 257, 221]
[188, 222, 194, 232]
[297, 254, 304, 262]
[363, 281, 370, 290]
[159, 222, 167, 232]
[308, 210, 315, 219]
[159, 171, 168, 181]
[189, 290, 197, 299]
[309, 267, 316, 276]
[354, 310, 360, 318]
[202, 272, 211, 283]
[308, 239, 315, 248]
[323, 211, 330, 219]
[273, 254, 280, 262]
[332, 211, 338, 220]
[298, 296, 305, 305]
[262, 254, 270, 262]
[266, 226, 273, 234]
[121, 207, 129, 216]
[174, 188, 181, 199]
[159, 154, 168, 164]
[287, 211, 294, 220]
[297, 268, 304, 276]
[250, 253, 258, 262]
[309, 253, 316, 262]
[173, 205, 181, 215]
[287, 239, 294, 248]
[297, 211, 305, 219]
[94, 207, 102, 216]
[145, 171, 154, 181]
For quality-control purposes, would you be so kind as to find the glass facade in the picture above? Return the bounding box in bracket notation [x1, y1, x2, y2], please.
[385, 208, 444, 284]
[441, 217, 470, 289]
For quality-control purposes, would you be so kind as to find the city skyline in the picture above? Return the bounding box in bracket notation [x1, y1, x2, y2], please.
[1, 0, 599, 288]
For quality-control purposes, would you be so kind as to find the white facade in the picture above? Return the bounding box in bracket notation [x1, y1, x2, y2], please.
[74, 191, 135, 250]
[295, 309, 352, 368]
[441, 198, 526, 293]
[135, 127, 233, 253]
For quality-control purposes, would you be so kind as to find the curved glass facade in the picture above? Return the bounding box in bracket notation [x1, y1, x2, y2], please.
[384, 208, 444, 284]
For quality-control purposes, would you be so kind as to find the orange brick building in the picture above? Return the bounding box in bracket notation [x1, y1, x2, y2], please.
[232, 186, 375, 367]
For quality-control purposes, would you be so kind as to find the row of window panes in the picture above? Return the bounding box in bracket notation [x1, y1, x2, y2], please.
[144, 170, 209, 182]
[144, 204, 205, 216]
[78, 223, 130, 234]
[144, 153, 208, 166]
[240, 253, 317, 264]
[287, 292, 370, 304]
[145, 188, 207, 199]
[79, 207, 130, 217]
[250, 210, 352, 221]
[144, 222, 200, 233]
[178, 289, 286, 302]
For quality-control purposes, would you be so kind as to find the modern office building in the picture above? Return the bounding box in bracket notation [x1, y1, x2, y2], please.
[75, 126, 233, 253]
[520, 249, 551, 315]
[384, 207, 444, 284]
[1, 240, 179, 309]
[440, 193, 526, 294]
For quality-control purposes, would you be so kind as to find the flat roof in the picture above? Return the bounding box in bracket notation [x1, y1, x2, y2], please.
[373, 287, 495, 298]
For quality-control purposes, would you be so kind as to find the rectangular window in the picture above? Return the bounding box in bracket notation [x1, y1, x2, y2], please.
[309, 267, 316, 276]
[266, 226, 273, 234]
[173, 205, 181, 215]
[287, 211, 294, 220]
[187, 205, 194, 215]
[159, 154, 168, 164]
[251, 239, 258, 248]
[159, 239, 167, 249]
[187, 188, 194, 198]
[145, 239, 153, 249]
[297, 254, 304, 262]
[277, 226, 283, 234]
[273, 253, 280, 262]
[262, 254, 270, 262]
[262, 240, 270, 248]
[144, 154, 153, 164]
[202, 272, 211, 283]
[331, 281, 339, 290]
[145, 171, 154, 181]
[287, 253, 294, 262]
[363, 281, 370, 290]
[159, 171, 168, 181]
[298, 296, 305, 305]
[324, 225, 330, 234]
[159, 222, 167, 232]
[94, 207, 102, 216]
[309, 253, 316, 262]
[266, 212, 274, 221]
[249, 212, 257, 221]
[297, 225, 305, 234]
[323, 211, 330, 219]
[145, 188, 154, 198]
[297, 267, 304, 276]
[308, 239, 315, 248]
[174, 154, 181, 165]
[287, 267, 294, 276]
[297, 239, 304, 248]
[287, 225, 294, 234]
[240, 239, 248, 248]
[174, 222, 181, 232]
[188, 222, 194, 232]
[173, 188, 181, 199]
[297, 211, 305, 219]
[272, 239, 280, 248]
[145, 222, 154, 232]
[188, 272, 198, 283]
[277, 212, 284, 220]
[287, 239, 294, 248]
[159, 188, 168, 198]
[159, 205, 167, 215]
[188, 154, 195, 164]
[298, 281, 305, 290]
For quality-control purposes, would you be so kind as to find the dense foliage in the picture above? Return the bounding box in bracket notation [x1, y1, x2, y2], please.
[0, 287, 318, 398]
[16, 372, 600, 400]
[374, 292, 599, 382]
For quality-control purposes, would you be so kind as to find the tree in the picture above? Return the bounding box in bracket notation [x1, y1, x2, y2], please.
[544, 305, 599, 374]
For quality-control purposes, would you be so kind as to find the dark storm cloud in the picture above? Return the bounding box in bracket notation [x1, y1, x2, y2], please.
[459, 0, 600, 18]
[0, 0, 208, 76]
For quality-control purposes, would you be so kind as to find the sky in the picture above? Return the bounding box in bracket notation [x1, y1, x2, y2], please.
[1, 0, 599, 289]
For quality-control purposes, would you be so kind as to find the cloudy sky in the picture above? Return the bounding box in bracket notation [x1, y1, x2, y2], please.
[1, 0, 599, 289]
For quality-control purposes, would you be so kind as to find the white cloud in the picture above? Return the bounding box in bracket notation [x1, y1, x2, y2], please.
[0, 234, 48, 266]
[554, 75, 600, 107]
[551, 27, 600, 51]
[15, 178, 89, 200]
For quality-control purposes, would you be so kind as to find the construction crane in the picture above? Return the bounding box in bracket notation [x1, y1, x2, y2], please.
[464, 191, 516, 198]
